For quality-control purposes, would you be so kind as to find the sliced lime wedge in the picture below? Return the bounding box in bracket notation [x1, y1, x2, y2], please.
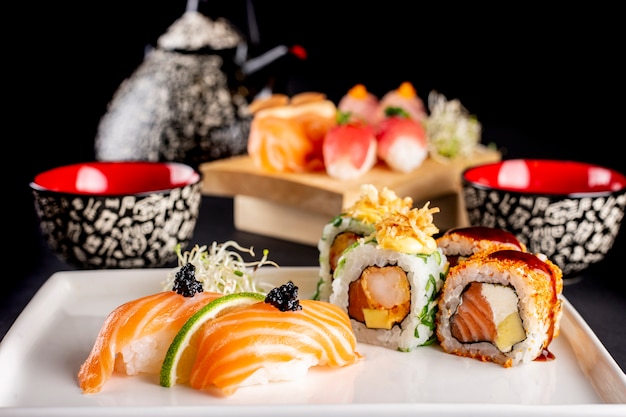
[160, 291, 265, 387]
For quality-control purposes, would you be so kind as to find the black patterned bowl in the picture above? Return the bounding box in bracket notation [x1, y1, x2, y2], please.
[461, 159, 626, 277]
[30, 161, 202, 269]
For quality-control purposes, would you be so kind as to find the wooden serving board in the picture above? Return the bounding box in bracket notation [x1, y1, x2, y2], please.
[200, 146, 501, 246]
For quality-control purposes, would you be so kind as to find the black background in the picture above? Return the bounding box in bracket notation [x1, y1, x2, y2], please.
[11, 1, 624, 276]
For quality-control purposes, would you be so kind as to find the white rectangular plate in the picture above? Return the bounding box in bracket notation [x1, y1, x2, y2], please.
[1, 268, 625, 417]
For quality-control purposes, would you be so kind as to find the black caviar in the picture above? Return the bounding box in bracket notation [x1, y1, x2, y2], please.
[172, 263, 204, 297]
[265, 281, 302, 311]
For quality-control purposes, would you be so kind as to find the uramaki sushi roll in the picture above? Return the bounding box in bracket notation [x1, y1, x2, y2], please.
[329, 202, 447, 351]
[436, 249, 563, 367]
[436, 226, 526, 267]
[316, 184, 413, 301]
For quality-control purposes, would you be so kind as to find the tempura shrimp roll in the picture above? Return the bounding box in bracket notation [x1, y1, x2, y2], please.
[436, 249, 563, 367]
[316, 184, 413, 301]
[330, 203, 447, 351]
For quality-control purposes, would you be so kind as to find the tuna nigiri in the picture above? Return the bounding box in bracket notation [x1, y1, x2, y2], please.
[376, 108, 428, 173]
[376, 81, 427, 124]
[322, 113, 377, 180]
[337, 84, 379, 125]
[77, 264, 221, 394]
[189, 282, 361, 396]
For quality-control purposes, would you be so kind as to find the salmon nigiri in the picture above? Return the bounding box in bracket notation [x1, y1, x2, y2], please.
[247, 115, 314, 173]
[189, 282, 361, 396]
[247, 99, 337, 173]
[77, 264, 221, 394]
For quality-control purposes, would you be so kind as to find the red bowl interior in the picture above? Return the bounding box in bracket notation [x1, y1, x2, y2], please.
[463, 159, 626, 195]
[32, 162, 201, 195]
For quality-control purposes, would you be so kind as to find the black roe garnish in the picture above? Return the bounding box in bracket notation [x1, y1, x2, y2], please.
[265, 281, 302, 311]
[172, 263, 204, 297]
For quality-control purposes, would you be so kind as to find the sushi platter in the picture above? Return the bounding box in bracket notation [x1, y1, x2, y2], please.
[199, 146, 501, 245]
[1, 267, 624, 416]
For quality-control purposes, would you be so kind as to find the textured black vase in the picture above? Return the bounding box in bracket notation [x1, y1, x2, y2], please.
[94, 11, 252, 169]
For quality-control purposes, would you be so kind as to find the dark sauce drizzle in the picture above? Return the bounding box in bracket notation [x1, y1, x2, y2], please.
[534, 348, 556, 362]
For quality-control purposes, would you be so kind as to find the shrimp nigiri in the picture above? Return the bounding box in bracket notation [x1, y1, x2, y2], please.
[376, 81, 427, 124]
[189, 282, 361, 396]
[338, 84, 379, 125]
[77, 264, 221, 394]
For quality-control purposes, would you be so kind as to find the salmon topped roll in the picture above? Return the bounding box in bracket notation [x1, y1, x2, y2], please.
[316, 184, 413, 301]
[330, 202, 448, 351]
[77, 264, 221, 394]
[437, 226, 526, 267]
[189, 281, 361, 396]
[436, 249, 563, 367]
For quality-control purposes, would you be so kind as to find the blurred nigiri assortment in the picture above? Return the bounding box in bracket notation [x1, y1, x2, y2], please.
[247, 82, 483, 180]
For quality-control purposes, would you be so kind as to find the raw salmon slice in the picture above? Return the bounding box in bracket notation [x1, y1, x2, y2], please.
[189, 299, 361, 395]
[450, 281, 526, 352]
[77, 290, 221, 394]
